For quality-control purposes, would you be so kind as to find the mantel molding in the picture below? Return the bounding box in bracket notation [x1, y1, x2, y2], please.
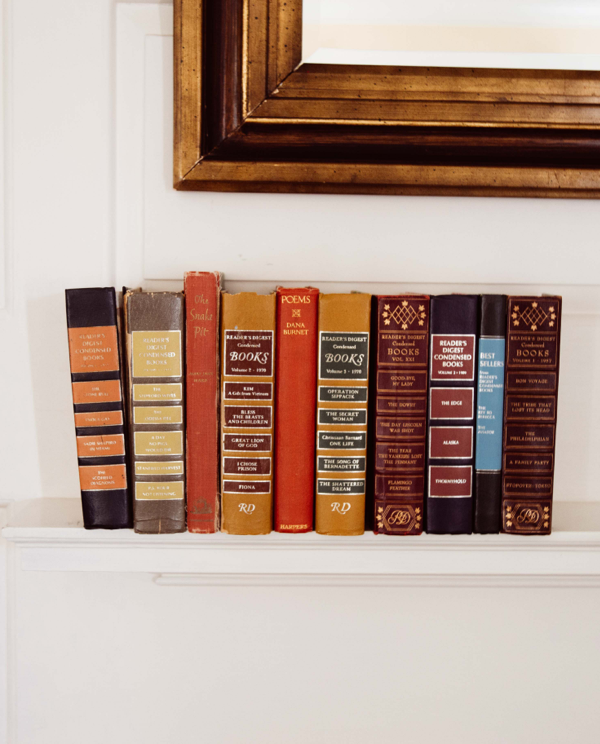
[4, 500, 600, 587]
[153, 572, 600, 588]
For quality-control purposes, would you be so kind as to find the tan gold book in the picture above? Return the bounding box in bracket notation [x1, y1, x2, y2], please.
[315, 293, 371, 535]
[220, 291, 276, 534]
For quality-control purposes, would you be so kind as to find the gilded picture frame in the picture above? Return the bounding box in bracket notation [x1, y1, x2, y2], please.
[174, 0, 600, 197]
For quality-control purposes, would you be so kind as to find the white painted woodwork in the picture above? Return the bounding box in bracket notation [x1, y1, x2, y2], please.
[0, 2, 599, 743]
[5, 499, 600, 587]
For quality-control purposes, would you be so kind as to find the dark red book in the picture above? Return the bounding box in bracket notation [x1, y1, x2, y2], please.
[367, 295, 430, 535]
[502, 296, 561, 534]
[185, 272, 221, 532]
[274, 287, 319, 532]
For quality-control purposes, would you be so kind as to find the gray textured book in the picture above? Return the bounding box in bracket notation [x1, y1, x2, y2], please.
[124, 289, 186, 533]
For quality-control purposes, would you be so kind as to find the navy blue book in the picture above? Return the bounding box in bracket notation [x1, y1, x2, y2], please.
[426, 295, 478, 534]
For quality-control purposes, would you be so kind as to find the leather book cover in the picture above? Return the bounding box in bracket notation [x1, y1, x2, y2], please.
[275, 287, 319, 532]
[220, 291, 276, 534]
[315, 293, 371, 536]
[65, 287, 131, 529]
[124, 289, 186, 534]
[426, 295, 478, 534]
[367, 295, 429, 536]
[502, 296, 562, 535]
[185, 272, 221, 533]
[474, 295, 507, 534]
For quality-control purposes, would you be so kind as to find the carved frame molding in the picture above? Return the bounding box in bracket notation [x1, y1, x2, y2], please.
[174, 0, 600, 197]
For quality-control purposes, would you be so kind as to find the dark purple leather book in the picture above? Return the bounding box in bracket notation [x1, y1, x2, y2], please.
[426, 295, 478, 534]
[502, 296, 561, 535]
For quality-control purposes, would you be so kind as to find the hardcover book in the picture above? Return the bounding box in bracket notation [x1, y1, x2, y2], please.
[65, 287, 131, 529]
[368, 295, 430, 535]
[220, 291, 276, 534]
[275, 287, 319, 532]
[426, 294, 478, 534]
[474, 295, 507, 534]
[502, 296, 562, 535]
[124, 289, 186, 534]
[185, 272, 221, 533]
[315, 293, 371, 536]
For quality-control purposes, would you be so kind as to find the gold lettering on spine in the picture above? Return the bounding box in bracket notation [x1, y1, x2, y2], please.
[131, 331, 182, 378]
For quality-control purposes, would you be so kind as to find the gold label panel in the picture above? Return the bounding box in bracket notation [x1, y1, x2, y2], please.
[133, 406, 183, 425]
[221, 493, 272, 535]
[74, 410, 123, 428]
[135, 461, 184, 476]
[315, 492, 366, 535]
[79, 464, 127, 491]
[135, 481, 184, 500]
[134, 431, 183, 457]
[76, 434, 125, 458]
[133, 383, 183, 402]
[132, 330, 182, 378]
[72, 380, 121, 405]
[69, 325, 119, 374]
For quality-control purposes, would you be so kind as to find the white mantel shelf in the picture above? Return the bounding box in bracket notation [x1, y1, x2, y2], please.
[3, 499, 600, 587]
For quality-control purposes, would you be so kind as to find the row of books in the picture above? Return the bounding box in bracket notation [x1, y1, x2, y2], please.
[65, 275, 562, 536]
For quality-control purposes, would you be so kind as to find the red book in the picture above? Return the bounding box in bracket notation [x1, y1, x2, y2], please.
[274, 287, 319, 532]
[185, 272, 221, 532]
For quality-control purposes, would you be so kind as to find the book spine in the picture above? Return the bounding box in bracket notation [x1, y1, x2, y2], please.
[315, 293, 371, 536]
[274, 287, 319, 532]
[426, 295, 479, 534]
[220, 292, 276, 534]
[502, 296, 562, 534]
[185, 272, 221, 533]
[369, 295, 430, 535]
[474, 295, 507, 534]
[65, 288, 131, 529]
[125, 291, 186, 534]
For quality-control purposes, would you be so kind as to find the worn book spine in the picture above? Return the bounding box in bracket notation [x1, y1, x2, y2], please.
[220, 292, 276, 534]
[275, 287, 319, 532]
[65, 288, 131, 529]
[474, 295, 507, 534]
[426, 295, 478, 534]
[502, 296, 562, 535]
[368, 295, 430, 535]
[185, 272, 221, 533]
[124, 290, 186, 534]
[315, 293, 371, 536]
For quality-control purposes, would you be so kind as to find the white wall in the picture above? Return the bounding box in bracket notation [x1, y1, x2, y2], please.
[1, 2, 600, 743]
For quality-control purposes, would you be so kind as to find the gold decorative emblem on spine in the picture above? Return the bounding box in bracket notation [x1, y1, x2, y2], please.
[505, 503, 550, 531]
[376, 504, 421, 532]
[381, 301, 426, 330]
[511, 302, 558, 332]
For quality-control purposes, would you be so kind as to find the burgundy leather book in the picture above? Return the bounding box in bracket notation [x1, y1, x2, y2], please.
[185, 272, 221, 533]
[274, 287, 319, 532]
[426, 295, 478, 534]
[65, 288, 132, 529]
[367, 295, 430, 535]
[502, 296, 562, 534]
